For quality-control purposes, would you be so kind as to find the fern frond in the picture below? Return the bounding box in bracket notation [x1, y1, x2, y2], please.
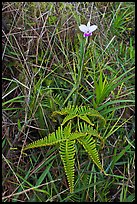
[23, 123, 87, 151]
[68, 105, 78, 115]
[52, 105, 78, 116]
[78, 106, 106, 125]
[79, 122, 104, 144]
[59, 139, 76, 193]
[77, 135, 104, 172]
[23, 126, 66, 151]
[69, 132, 86, 140]
[78, 115, 94, 126]
[52, 105, 106, 126]
[64, 122, 71, 137]
[79, 123, 98, 137]
[51, 105, 70, 116]
[62, 114, 77, 125]
[52, 93, 64, 106]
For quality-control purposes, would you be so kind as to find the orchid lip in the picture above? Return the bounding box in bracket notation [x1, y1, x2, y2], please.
[84, 32, 92, 37]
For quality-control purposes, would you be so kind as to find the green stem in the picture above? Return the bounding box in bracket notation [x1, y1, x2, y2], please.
[73, 37, 88, 105]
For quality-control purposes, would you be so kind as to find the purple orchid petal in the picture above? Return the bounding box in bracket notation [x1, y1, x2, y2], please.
[83, 32, 92, 37]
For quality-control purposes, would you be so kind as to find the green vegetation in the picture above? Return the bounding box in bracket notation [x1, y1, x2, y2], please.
[2, 2, 135, 202]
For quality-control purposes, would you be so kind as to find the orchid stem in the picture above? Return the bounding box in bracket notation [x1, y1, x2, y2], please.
[73, 37, 88, 105]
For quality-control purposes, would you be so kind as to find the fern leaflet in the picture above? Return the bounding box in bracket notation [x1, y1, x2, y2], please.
[78, 135, 104, 172]
[23, 126, 65, 150]
[59, 139, 76, 193]
[78, 115, 94, 126]
[62, 114, 77, 125]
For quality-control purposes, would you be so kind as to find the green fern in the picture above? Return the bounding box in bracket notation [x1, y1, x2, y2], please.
[23, 126, 66, 150]
[23, 124, 86, 151]
[79, 122, 104, 145]
[59, 139, 76, 193]
[78, 135, 104, 172]
[52, 93, 64, 106]
[78, 115, 94, 126]
[23, 105, 107, 192]
[52, 105, 106, 126]
[62, 114, 77, 125]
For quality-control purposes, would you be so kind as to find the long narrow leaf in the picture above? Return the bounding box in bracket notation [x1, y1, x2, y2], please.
[78, 135, 104, 173]
[59, 140, 76, 193]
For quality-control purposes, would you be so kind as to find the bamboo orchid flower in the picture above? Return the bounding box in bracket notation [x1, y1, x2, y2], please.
[79, 21, 97, 37]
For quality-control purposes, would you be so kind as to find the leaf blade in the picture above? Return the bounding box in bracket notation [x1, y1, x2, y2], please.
[59, 140, 76, 193]
[78, 135, 104, 172]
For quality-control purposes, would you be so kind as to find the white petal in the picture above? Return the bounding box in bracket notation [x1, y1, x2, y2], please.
[88, 25, 97, 32]
[79, 25, 88, 33]
[87, 21, 90, 27]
